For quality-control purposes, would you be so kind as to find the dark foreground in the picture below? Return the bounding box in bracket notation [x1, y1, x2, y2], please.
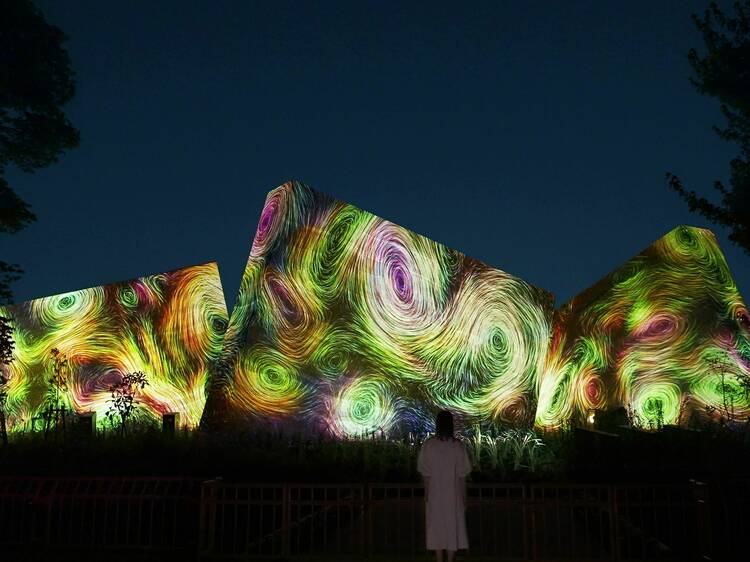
[0, 476, 744, 561]
[1, 425, 749, 560]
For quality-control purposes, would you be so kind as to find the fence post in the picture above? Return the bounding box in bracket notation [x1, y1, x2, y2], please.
[281, 484, 290, 558]
[527, 484, 537, 561]
[365, 482, 372, 560]
[691, 479, 711, 560]
[359, 483, 368, 559]
[610, 485, 619, 562]
[521, 484, 529, 561]
[199, 478, 220, 555]
[41, 479, 54, 548]
[29, 478, 47, 550]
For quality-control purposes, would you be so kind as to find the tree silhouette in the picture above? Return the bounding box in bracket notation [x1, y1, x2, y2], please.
[0, 0, 80, 302]
[667, 1, 750, 254]
[0, 315, 15, 446]
[106, 371, 149, 437]
[44, 347, 71, 437]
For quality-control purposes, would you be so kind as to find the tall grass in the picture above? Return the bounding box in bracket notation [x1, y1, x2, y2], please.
[2, 419, 749, 482]
[466, 426, 559, 478]
[0, 423, 563, 482]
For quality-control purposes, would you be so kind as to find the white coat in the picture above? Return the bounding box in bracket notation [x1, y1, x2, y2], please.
[417, 436, 472, 551]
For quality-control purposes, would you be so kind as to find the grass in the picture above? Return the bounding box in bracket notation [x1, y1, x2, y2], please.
[0, 419, 749, 483]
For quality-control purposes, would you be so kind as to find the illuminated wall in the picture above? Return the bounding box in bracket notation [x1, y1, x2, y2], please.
[0, 262, 228, 431]
[5, 183, 744, 437]
[212, 181, 554, 436]
[536, 226, 750, 428]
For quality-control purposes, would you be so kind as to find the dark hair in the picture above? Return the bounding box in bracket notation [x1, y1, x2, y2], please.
[435, 410, 454, 440]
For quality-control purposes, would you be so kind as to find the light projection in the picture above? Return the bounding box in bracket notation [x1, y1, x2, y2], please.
[4, 184, 744, 437]
[0, 262, 228, 431]
[535, 226, 750, 428]
[210, 181, 554, 436]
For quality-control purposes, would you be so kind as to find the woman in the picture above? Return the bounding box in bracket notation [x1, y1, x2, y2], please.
[417, 410, 472, 562]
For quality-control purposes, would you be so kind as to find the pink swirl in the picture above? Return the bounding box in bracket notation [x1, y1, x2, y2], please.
[250, 184, 290, 258]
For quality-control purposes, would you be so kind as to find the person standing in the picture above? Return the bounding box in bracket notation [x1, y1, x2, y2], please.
[417, 410, 472, 562]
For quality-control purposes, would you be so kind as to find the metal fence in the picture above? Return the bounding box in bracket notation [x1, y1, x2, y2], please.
[0, 476, 200, 552]
[712, 478, 750, 561]
[199, 481, 712, 560]
[0, 477, 716, 560]
[199, 483, 368, 559]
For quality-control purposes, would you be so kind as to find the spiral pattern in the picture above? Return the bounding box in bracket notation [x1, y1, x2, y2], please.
[327, 377, 401, 437]
[161, 263, 228, 363]
[31, 287, 107, 333]
[232, 345, 307, 417]
[287, 203, 376, 304]
[418, 266, 551, 423]
[310, 325, 357, 378]
[1, 262, 228, 431]
[536, 225, 750, 428]
[250, 185, 289, 259]
[5, 185, 747, 437]
[250, 181, 312, 259]
[255, 267, 326, 360]
[222, 181, 554, 436]
[352, 220, 455, 337]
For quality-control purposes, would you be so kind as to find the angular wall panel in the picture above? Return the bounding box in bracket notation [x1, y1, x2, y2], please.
[536, 226, 750, 428]
[6, 183, 744, 437]
[211, 181, 554, 436]
[0, 262, 228, 430]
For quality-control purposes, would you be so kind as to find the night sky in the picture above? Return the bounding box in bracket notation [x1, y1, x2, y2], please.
[4, 0, 748, 310]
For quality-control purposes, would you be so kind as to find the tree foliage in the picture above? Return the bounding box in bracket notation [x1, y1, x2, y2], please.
[0, 315, 15, 446]
[47, 347, 69, 403]
[0, 0, 80, 302]
[667, 1, 750, 253]
[0, 316, 14, 368]
[0, 261, 21, 305]
[106, 371, 150, 436]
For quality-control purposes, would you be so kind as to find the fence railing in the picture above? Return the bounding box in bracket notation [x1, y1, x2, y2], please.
[0, 476, 200, 551]
[0, 477, 720, 560]
[198, 481, 712, 560]
[711, 478, 750, 561]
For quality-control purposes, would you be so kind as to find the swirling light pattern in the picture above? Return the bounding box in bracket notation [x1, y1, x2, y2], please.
[4, 185, 741, 437]
[213, 181, 554, 436]
[0, 262, 228, 431]
[536, 226, 750, 428]
[326, 376, 403, 437]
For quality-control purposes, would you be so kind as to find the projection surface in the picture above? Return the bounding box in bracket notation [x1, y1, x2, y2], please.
[4, 182, 746, 437]
[213, 182, 554, 436]
[0, 262, 228, 430]
[535, 226, 750, 428]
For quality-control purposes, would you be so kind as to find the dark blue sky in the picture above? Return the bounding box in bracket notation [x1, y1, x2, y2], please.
[4, 0, 748, 309]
